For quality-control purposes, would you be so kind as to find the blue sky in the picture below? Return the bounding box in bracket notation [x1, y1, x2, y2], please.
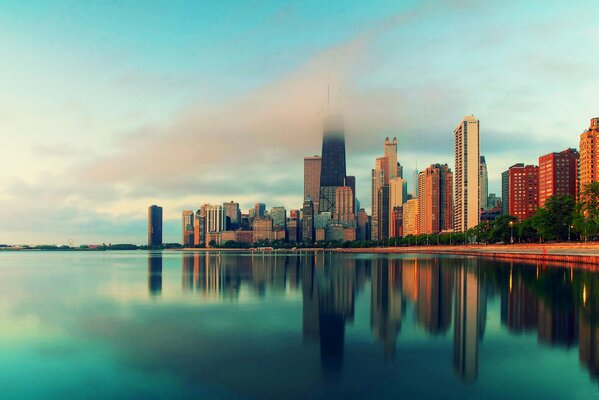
[1, 0, 598, 244]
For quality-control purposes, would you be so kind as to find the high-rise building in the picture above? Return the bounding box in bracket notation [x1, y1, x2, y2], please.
[148, 205, 163, 246]
[479, 156, 488, 211]
[501, 169, 511, 215]
[389, 177, 407, 238]
[304, 156, 322, 213]
[223, 201, 241, 227]
[384, 137, 399, 179]
[413, 168, 420, 198]
[357, 209, 370, 241]
[371, 167, 384, 241]
[334, 186, 354, 226]
[580, 118, 599, 190]
[252, 217, 273, 242]
[302, 197, 315, 243]
[487, 193, 501, 210]
[376, 185, 389, 241]
[182, 210, 194, 246]
[390, 206, 403, 238]
[402, 199, 419, 236]
[454, 115, 480, 232]
[254, 203, 266, 218]
[205, 204, 226, 233]
[319, 115, 346, 214]
[271, 206, 287, 229]
[287, 209, 300, 243]
[508, 164, 539, 221]
[344, 175, 356, 217]
[194, 209, 206, 247]
[538, 148, 579, 208]
[418, 164, 454, 234]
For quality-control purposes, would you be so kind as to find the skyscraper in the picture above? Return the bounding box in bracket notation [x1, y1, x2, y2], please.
[580, 118, 599, 190]
[319, 115, 346, 214]
[371, 167, 384, 241]
[377, 185, 390, 241]
[270, 206, 287, 229]
[479, 156, 488, 211]
[418, 164, 454, 234]
[304, 156, 322, 213]
[302, 196, 315, 243]
[389, 177, 407, 238]
[194, 209, 206, 247]
[334, 186, 354, 226]
[384, 137, 399, 179]
[538, 148, 579, 208]
[223, 201, 241, 227]
[454, 115, 480, 232]
[254, 203, 266, 218]
[501, 169, 510, 215]
[205, 204, 226, 233]
[148, 205, 163, 246]
[508, 164, 539, 221]
[182, 210, 194, 247]
[402, 199, 419, 236]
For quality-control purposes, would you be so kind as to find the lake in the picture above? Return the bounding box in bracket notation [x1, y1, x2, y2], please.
[0, 251, 597, 399]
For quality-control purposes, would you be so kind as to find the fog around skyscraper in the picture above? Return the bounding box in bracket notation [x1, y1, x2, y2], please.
[1, 1, 597, 243]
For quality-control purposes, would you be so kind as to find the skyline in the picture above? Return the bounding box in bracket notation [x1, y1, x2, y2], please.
[2, 1, 598, 244]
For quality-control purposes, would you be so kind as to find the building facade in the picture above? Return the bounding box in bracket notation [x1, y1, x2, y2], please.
[334, 186, 354, 226]
[270, 206, 287, 229]
[302, 197, 315, 243]
[389, 177, 407, 238]
[538, 148, 579, 208]
[253, 217, 273, 242]
[223, 201, 241, 227]
[148, 205, 163, 246]
[377, 185, 390, 241]
[182, 210, 194, 246]
[580, 118, 599, 190]
[402, 199, 419, 236]
[508, 164, 539, 221]
[304, 156, 322, 213]
[418, 164, 454, 234]
[319, 115, 347, 213]
[454, 115, 480, 232]
[205, 204, 226, 233]
[479, 156, 488, 211]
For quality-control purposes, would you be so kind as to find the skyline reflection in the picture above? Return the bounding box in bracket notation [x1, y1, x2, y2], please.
[139, 251, 599, 389]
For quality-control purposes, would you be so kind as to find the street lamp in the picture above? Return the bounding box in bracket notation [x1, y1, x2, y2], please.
[569, 224, 573, 241]
[583, 209, 589, 242]
[509, 221, 514, 244]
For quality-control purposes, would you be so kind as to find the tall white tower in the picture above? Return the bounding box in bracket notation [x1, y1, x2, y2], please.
[454, 115, 480, 232]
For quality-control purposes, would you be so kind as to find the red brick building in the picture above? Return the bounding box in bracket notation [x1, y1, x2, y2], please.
[509, 164, 539, 221]
[538, 148, 579, 208]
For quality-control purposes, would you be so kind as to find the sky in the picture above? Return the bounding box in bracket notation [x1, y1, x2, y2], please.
[1, 0, 598, 245]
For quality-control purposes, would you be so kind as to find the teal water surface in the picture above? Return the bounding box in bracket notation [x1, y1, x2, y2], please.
[0, 251, 597, 399]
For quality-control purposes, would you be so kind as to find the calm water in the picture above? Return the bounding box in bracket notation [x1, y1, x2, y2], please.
[0, 251, 597, 399]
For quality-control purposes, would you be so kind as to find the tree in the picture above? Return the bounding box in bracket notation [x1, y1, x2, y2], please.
[488, 215, 518, 243]
[574, 182, 599, 241]
[532, 195, 576, 241]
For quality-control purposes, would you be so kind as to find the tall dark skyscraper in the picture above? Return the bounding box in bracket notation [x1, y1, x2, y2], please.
[148, 205, 163, 246]
[302, 196, 315, 243]
[319, 115, 346, 214]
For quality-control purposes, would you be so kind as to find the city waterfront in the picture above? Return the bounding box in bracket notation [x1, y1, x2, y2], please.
[0, 251, 597, 399]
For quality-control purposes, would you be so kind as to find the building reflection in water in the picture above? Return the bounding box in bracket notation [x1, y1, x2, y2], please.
[371, 258, 402, 361]
[170, 251, 599, 386]
[147, 252, 163, 296]
[453, 259, 484, 384]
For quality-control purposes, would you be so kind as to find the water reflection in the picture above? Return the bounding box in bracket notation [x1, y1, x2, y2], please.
[150, 252, 599, 389]
[147, 252, 162, 296]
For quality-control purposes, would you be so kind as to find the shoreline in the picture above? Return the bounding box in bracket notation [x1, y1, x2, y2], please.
[178, 243, 599, 267]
